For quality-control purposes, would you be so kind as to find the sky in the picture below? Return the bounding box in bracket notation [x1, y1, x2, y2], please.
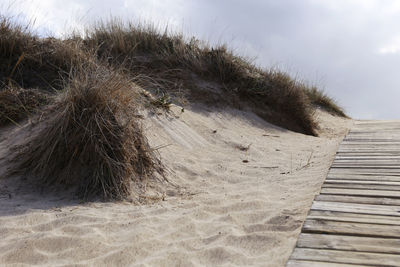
[2, 0, 400, 119]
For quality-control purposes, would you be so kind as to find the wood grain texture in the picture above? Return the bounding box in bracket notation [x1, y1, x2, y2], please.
[315, 194, 400, 206]
[311, 201, 400, 216]
[290, 248, 400, 266]
[320, 188, 400, 198]
[302, 218, 400, 238]
[297, 233, 400, 254]
[286, 260, 367, 267]
[307, 210, 400, 225]
[287, 121, 400, 267]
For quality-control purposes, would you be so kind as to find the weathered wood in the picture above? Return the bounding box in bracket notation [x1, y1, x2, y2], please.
[308, 210, 400, 225]
[332, 164, 400, 167]
[290, 248, 400, 266]
[335, 156, 400, 159]
[326, 174, 400, 182]
[336, 153, 400, 156]
[332, 161, 400, 165]
[329, 172, 400, 177]
[325, 179, 400, 186]
[322, 183, 400, 191]
[331, 169, 400, 172]
[288, 121, 400, 267]
[297, 233, 400, 254]
[303, 219, 400, 238]
[286, 260, 366, 267]
[315, 194, 400, 206]
[331, 166, 400, 170]
[320, 188, 400, 198]
[333, 161, 400, 165]
[311, 201, 400, 216]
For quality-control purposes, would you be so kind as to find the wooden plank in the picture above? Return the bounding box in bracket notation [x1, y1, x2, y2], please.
[311, 201, 400, 216]
[308, 210, 400, 225]
[326, 174, 400, 182]
[325, 179, 400, 186]
[335, 156, 400, 159]
[339, 144, 400, 146]
[338, 150, 400, 153]
[335, 159, 400, 162]
[315, 194, 400, 206]
[328, 174, 400, 178]
[336, 154, 400, 157]
[288, 121, 400, 267]
[339, 144, 400, 147]
[332, 161, 400, 164]
[328, 169, 400, 175]
[331, 166, 400, 170]
[286, 260, 366, 267]
[336, 155, 400, 157]
[332, 164, 400, 168]
[337, 149, 400, 152]
[343, 142, 400, 144]
[320, 188, 400, 198]
[337, 150, 400, 152]
[343, 140, 400, 142]
[290, 248, 400, 266]
[329, 168, 400, 172]
[302, 219, 400, 238]
[322, 183, 400, 191]
[339, 147, 400, 150]
[333, 161, 400, 164]
[297, 233, 400, 254]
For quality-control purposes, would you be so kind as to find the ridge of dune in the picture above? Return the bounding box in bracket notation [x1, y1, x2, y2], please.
[0, 104, 351, 266]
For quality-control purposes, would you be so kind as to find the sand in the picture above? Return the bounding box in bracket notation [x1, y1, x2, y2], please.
[0, 105, 352, 266]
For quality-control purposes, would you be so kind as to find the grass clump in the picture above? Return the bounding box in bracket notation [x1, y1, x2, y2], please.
[0, 15, 93, 91]
[0, 86, 49, 126]
[0, 16, 346, 136]
[82, 20, 345, 135]
[0, 15, 347, 199]
[14, 65, 164, 199]
[305, 86, 347, 117]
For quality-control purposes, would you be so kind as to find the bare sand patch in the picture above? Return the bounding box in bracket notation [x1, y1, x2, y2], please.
[0, 105, 351, 266]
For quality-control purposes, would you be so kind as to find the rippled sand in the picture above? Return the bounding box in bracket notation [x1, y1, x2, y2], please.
[0, 105, 351, 266]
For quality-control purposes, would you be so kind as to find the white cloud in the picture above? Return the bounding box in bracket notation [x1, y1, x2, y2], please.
[379, 36, 400, 54]
[3, 0, 400, 118]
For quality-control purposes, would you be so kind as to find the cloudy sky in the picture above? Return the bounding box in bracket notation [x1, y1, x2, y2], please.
[2, 0, 400, 119]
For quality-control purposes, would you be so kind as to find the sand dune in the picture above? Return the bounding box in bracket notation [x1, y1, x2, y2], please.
[0, 105, 351, 266]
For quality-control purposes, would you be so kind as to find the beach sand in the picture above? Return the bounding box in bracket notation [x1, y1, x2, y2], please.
[0, 105, 351, 266]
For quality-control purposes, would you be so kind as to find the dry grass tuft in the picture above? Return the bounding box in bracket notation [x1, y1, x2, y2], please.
[0, 86, 49, 126]
[1, 16, 346, 136]
[82, 20, 343, 135]
[14, 65, 164, 199]
[0, 15, 349, 200]
[0, 16, 94, 91]
[305, 86, 347, 117]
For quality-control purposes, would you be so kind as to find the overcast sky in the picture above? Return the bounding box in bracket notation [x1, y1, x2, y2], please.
[2, 0, 400, 119]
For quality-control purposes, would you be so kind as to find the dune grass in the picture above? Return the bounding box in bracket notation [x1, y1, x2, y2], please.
[305, 86, 347, 117]
[14, 65, 164, 199]
[0, 15, 93, 91]
[82, 20, 347, 134]
[0, 86, 49, 126]
[0, 16, 347, 199]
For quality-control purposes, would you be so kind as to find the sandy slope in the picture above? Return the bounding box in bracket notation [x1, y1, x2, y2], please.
[0, 105, 351, 266]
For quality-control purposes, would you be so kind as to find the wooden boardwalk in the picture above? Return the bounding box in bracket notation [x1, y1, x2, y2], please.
[287, 121, 400, 267]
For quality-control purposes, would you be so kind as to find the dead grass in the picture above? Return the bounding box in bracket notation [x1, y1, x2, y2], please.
[0, 16, 347, 199]
[0, 16, 346, 135]
[0, 15, 94, 91]
[81, 20, 346, 135]
[305, 86, 347, 117]
[13, 65, 164, 199]
[0, 86, 49, 126]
